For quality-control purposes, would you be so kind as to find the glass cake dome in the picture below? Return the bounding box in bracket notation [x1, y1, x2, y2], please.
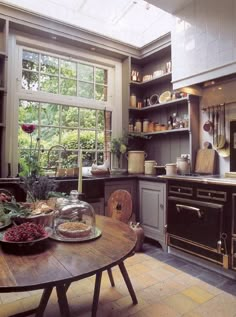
[53, 190, 98, 241]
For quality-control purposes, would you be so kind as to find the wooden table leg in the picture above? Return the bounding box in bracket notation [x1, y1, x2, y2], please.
[119, 261, 138, 304]
[35, 287, 53, 317]
[9, 287, 53, 317]
[56, 284, 71, 317]
[107, 268, 115, 287]
[92, 271, 102, 317]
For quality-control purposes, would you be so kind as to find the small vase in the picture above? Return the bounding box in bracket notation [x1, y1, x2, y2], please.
[111, 155, 127, 175]
[112, 154, 121, 169]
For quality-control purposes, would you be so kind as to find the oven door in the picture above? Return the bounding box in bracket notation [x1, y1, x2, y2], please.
[168, 196, 223, 249]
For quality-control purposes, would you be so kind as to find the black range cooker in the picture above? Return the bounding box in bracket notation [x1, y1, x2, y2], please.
[167, 177, 234, 269]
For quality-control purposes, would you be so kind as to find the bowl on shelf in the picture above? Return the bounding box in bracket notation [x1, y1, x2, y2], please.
[159, 91, 171, 103]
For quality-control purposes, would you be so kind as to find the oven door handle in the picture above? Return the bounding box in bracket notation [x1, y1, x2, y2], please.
[176, 204, 203, 218]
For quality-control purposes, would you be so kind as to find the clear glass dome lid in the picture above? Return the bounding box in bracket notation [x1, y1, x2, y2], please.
[54, 190, 96, 241]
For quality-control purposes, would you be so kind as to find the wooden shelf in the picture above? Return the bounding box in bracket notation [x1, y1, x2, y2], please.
[128, 96, 189, 111]
[129, 128, 189, 137]
[130, 72, 172, 87]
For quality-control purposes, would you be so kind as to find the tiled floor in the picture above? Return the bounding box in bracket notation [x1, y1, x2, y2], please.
[1, 240, 236, 317]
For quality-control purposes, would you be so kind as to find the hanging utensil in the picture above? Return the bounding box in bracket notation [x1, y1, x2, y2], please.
[203, 107, 213, 133]
[217, 103, 230, 157]
[212, 106, 215, 147]
[217, 104, 226, 149]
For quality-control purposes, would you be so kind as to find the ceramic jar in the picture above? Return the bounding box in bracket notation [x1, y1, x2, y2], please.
[165, 163, 177, 176]
[144, 160, 157, 175]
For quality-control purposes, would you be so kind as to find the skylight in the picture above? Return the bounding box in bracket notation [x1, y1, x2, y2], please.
[2, 0, 173, 47]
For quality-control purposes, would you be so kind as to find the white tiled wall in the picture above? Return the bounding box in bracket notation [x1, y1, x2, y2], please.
[172, 0, 236, 89]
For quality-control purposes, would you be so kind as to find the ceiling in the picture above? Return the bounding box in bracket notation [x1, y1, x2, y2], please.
[1, 0, 192, 48]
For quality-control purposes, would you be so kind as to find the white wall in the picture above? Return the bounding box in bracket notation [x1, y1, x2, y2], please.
[172, 0, 236, 89]
[200, 79, 236, 175]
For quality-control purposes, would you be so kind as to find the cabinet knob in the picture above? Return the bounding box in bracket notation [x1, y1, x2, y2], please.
[160, 203, 164, 209]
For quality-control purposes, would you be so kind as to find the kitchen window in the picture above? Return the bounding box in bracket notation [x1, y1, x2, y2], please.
[17, 49, 113, 176]
[21, 50, 108, 101]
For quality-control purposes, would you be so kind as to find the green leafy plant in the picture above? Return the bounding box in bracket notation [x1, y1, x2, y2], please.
[3, 197, 32, 217]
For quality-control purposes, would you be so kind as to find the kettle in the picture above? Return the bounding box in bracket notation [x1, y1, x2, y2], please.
[176, 157, 190, 175]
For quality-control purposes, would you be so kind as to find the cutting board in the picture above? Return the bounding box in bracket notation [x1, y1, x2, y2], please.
[195, 149, 216, 174]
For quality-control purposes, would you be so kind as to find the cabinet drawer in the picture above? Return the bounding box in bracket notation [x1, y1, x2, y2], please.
[197, 189, 227, 202]
[169, 185, 193, 197]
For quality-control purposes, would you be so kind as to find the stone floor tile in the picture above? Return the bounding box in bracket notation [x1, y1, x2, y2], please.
[0, 291, 31, 304]
[182, 311, 205, 317]
[171, 272, 199, 287]
[114, 295, 148, 317]
[181, 285, 215, 304]
[164, 257, 189, 269]
[180, 264, 208, 277]
[218, 278, 236, 296]
[138, 301, 181, 317]
[151, 279, 186, 298]
[162, 293, 199, 314]
[146, 266, 176, 281]
[197, 270, 229, 287]
[193, 292, 236, 317]
[99, 287, 124, 304]
[0, 300, 26, 317]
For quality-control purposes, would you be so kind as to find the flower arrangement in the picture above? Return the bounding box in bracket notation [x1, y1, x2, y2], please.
[111, 134, 128, 168]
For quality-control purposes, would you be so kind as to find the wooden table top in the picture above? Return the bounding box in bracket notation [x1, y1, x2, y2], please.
[0, 215, 137, 292]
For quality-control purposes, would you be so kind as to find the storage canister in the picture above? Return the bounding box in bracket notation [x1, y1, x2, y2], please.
[144, 160, 157, 175]
[143, 119, 149, 133]
[135, 119, 142, 132]
[165, 163, 177, 176]
[148, 121, 154, 132]
[127, 151, 147, 174]
[130, 94, 137, 108]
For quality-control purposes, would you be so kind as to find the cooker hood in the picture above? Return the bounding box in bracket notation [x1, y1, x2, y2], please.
[177, 72, 236, 97]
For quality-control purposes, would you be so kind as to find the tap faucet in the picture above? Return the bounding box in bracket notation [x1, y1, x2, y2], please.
[47, 145, 67, 171]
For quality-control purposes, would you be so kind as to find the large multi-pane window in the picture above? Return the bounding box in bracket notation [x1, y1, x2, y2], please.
[22, 50, 108, 101]
[18, 49, 112, 176]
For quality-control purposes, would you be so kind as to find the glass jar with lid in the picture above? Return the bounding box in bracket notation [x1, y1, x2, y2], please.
[143, 119, 149, 133]
[135, 119, 142, 132]
[54, 190, 97, 241]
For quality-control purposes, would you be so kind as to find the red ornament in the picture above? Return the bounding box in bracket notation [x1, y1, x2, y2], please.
[21, 124, 36, 134]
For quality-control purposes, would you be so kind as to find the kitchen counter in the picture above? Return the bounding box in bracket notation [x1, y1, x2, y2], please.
[158, 174, 236, 186]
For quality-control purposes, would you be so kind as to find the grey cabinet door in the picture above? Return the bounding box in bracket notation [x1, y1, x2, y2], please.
[139, 181, 166, 249]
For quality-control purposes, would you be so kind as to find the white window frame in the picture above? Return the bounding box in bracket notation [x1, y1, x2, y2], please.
[5, 33, 123, 177]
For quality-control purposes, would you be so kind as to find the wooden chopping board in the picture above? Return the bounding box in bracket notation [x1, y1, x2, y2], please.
[195, 149, 216, 174]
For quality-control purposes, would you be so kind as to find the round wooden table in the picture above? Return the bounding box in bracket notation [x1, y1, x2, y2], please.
[0, 215, 137, 317]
